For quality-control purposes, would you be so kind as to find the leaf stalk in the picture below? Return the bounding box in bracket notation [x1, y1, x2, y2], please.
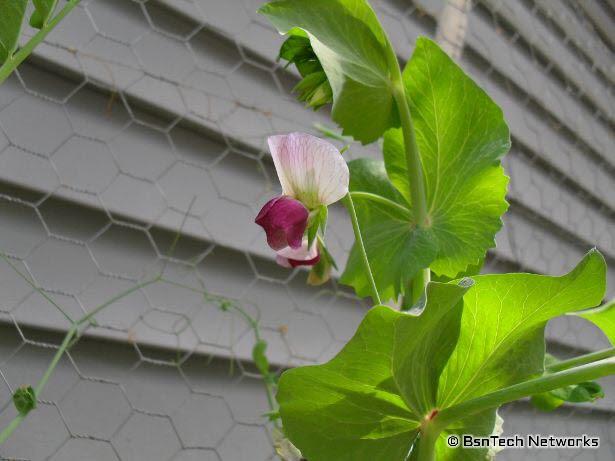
[546, 347, 615, 373]
[434, 358, 615, 430]
[342, 193, 381, 304]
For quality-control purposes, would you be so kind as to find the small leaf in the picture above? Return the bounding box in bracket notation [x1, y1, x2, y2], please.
[279, 34, 313, 68]
[0, 0, 28, 64]
[531, 382, 604, 411]
[574, 298, 615, 345]
[13, 385, 36, 415]
[252, 339, 270, 376]
[30, 0, 58, 29]
[260, 0, 399, 143]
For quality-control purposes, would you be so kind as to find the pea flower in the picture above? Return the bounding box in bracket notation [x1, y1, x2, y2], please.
[255, 132, 349, 268]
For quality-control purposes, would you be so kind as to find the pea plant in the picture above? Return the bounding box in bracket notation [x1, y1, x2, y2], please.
[254, 1, 615, 460]
[0, 0, 81, 85]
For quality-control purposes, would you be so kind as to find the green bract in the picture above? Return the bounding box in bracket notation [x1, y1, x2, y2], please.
[30, 0, 58, 29]
[13, 386, 36, 416]
[0, 0, 28, 64]
[259, 0, 399, 143]
[277, 251, 606, 461]
[342, 38, 510, 299]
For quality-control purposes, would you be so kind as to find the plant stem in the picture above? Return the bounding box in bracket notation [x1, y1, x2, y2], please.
[417, 424, 439, 461]
[78, 278, 158, 327]
[0, 254, 73, 323]
[434, 357, 615, 430]
[546, 347, 615, 373]
[342, 193, 381, 304]
[0, 415, 26, 445]
[0, 277, 157, 445]
[35, 327, 77, 396]
[349, 191, 411, 218]
[0, 0, 81, 85]
[388, 68, 429, 230]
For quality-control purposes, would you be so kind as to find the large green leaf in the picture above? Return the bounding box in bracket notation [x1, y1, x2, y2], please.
[0, 0, 28, 64]
[277, 280, 472, 461]
[341, 37, 510, 299]
[278, 251, 607, 461]
[259, 0, 398, 143]
[385, 37, 510, 278]
[30, 0, 58, 29]
[574, 299, 615, 345]
[437, 250, 605, 408]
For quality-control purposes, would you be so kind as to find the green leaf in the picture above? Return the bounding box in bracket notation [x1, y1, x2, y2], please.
[278, 251, 607, 461]
[531, 353, 605, 411]
[574, 298, 615, 345]
[277, 280, 472, 461]
[259, 0, 398, 143]
[436, 250, 605, 409]
[531, 381, 604, 411]
[0, 0, 28, 64]
[390, 37, 510, 279]
[13, 385, 36, 415]
[30, 0, 58, 29]
[341, 38, 510, 299]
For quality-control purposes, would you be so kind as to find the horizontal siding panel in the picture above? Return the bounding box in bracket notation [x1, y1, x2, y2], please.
[534, 0, 615, 83]
[478, 0, 614, 122]
[465, 8, 615, 169]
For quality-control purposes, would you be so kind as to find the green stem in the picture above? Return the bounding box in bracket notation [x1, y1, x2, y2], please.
[0, 278, 157, 445]
[349, 191, 411, 218]
[78, 278, 158, 326]
[160, 277, 281, 426]
[386, 41, 430, 311]
[0, 0, 82, 85]
[0, 415, 26, 445]
[546, 347, 615, 373]
[402, 268, 431, 310]
[388, 62, 429, 229]
[342, 193, 381, 304]
[434, 358, 615, 430]
[0, 254, 73, 323]
[417, 423, 439, 461]
[35, 327, 77, 396]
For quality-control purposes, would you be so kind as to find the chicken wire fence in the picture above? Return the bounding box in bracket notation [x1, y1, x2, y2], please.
[0, 0, 613, 460]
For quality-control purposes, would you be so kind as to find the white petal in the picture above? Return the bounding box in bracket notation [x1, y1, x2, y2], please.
[276, 239, 318, 261]
[268, 132, 349, 208]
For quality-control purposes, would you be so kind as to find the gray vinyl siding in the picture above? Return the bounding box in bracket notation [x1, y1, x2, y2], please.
[0, 1, 613, 460]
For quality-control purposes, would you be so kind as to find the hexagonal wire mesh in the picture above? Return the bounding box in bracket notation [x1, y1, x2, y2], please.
[0, 0, 613, 460]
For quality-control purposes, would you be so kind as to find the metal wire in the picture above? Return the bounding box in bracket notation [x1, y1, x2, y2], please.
[0, 0, 613, 460]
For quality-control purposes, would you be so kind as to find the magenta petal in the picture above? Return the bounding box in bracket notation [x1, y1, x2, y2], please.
[288, 253, 320, 268]
[255, 196, 309, 251]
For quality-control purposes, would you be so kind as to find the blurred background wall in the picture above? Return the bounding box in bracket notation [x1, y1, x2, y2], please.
[0, 0, 613, 460]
